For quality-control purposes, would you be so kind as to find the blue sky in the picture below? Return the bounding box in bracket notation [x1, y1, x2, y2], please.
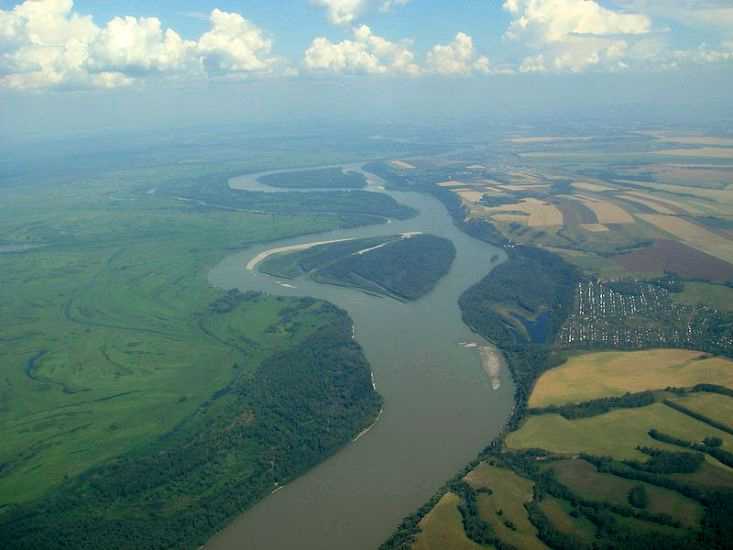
[0, 1, 732, 138]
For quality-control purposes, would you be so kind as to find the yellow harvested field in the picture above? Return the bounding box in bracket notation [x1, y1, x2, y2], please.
[457, 190, 486, 203]
[500, 184, 550, 192]
[572, 195, 634, 224]
[572, 181, 614, 192]
[656, 147, 733, 159]
[579, 224, 608, 232]
[630, 181, 733, 207]
[509, 136, 591, 144]
[529, 349, 733, 408]
[644, 131, 733, 147]
[638, 214, 733, 264]
[619, 194, 678, 215]
[412, 492, 483, 550]
[437, 180, 465, 187]
[507, 403, 733, 460]
[494, 214, 529, 224]
[486, 198, 562, 227]
[390, 160, 416, 170]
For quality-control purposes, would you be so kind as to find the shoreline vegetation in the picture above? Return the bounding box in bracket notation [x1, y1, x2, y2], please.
[257, 233, 456, 302]
[0, 160, 401, 549]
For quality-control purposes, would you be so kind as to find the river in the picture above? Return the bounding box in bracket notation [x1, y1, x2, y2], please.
[206, 164, 514, 550]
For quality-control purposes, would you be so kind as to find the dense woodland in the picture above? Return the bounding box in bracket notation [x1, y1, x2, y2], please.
[0, 296, 382, 549]
[259, 167, 367, 189]
[315, 234, 456, 301]
[157, 171, 415, 224]
[262, 234, 456, 301]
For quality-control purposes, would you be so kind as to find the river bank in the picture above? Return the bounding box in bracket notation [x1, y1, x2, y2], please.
[206, 163, 513, 550]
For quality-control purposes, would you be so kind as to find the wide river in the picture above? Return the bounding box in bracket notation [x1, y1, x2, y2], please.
[206, 164, 514, 550]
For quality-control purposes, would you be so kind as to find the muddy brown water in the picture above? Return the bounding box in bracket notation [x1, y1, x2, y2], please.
[206, 164, 514, 550]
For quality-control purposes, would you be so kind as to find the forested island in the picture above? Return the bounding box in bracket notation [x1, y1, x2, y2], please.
[259, 167, 368, 189]
[261, 234, 456, 301]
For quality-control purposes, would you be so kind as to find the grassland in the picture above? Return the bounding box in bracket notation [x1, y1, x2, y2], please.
[529, 349, 733, 407]
[0, 154, 386, 548]
[672, 281, 733, 311]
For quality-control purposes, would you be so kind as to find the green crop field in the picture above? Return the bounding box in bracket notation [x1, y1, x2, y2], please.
[506, 402, 733, 460]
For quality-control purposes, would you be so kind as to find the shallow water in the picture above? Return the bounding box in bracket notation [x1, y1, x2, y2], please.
[206, 165, 514, 550]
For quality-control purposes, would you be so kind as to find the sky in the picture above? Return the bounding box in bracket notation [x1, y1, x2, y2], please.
[1, 0, 732, 140]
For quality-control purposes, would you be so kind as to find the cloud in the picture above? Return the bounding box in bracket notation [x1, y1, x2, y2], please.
[304, 25, 419, 75]
[313, 0, 410, 25]
[502, 0, 652, 72]
[0, 0, 283, 90]
[426, 33, 490, 75]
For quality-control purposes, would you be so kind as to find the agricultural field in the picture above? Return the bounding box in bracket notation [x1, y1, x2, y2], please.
[402, 347, 733, 550]
[529, 349, 733, 407]
[382, 128, 733, 550]
[412, 493, 483, 550]
[368, 129, 733, 283]
[506, 401, 733, 459]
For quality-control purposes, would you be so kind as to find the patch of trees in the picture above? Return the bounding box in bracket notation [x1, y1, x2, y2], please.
[315, 234, 456, 301]
[628, 485, 648, 509]
[259, 168, 367, 189]
[529, 391, 656, 420]
[648, 429, 733, 469]
[627, 447, 705, 474]
[157, 171, 416, 223]
[0, 306, 382, 550]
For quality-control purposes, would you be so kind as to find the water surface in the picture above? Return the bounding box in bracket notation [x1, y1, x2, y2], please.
[207, 165, 514, 550]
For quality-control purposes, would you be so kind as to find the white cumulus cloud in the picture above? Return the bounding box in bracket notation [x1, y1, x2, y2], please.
[426, 32, 490, 75]
[502, 0, 651, 72]
[304, 25, 420, 75]
[0, 0, 284, 90]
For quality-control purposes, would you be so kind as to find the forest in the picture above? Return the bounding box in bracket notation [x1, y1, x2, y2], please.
[259, 167, 367, 189]
[0, 297, 382, 550]
[262, 234, 456, 301]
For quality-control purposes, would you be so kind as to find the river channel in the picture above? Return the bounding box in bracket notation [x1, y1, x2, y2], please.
[206, 164, 514, 550]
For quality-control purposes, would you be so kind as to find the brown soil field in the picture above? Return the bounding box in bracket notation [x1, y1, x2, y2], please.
[493, 214, 530, 224]
[615, 239, 733, 282]
[638, 214, 733, 264]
